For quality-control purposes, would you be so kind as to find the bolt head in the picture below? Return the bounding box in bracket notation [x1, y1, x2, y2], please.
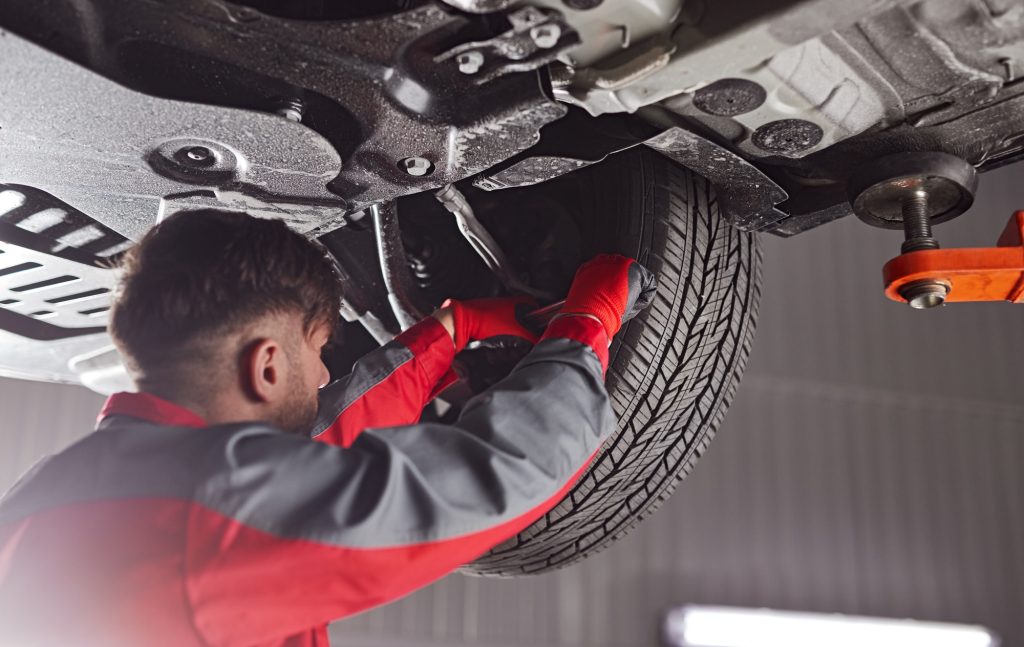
[186, 147, 210, 161]
[456, 51, 485, 75]
[900, 279, 950, 309]
[179, 146, 216, 167]
[400, 157, 433, 177]
[909, 292, 945, 309]
[530, 24, 562, 49]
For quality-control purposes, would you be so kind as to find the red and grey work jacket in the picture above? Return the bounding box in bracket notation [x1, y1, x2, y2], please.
[0, 316, 612, 647]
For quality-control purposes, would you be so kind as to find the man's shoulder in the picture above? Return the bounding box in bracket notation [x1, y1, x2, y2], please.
[0, 417, 287, 526]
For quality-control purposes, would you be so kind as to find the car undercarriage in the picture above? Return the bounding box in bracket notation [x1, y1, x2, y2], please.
[1, 0, 1022, 573]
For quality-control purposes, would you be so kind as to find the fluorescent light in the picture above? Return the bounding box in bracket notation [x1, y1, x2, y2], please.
[665, 605, 997, 647]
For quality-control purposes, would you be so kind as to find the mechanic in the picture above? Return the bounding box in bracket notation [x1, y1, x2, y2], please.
[0, 209, 654, 647]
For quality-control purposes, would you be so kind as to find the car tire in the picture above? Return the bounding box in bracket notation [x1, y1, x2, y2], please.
[463, 148, 763, 575]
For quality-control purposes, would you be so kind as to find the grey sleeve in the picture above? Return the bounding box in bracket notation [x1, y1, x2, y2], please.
[309, 338, 414, 437]
[202, 336, 614, 548]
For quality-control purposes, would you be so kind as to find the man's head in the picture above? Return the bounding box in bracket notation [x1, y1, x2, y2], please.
[109, 210, 343, 434]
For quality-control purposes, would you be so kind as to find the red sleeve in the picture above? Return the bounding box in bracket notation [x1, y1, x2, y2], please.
[541, 315, 610, 373]
[313, 317, 457, 448]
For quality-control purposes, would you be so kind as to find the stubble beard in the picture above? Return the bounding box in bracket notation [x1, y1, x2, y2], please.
[271, 376, 320, 436]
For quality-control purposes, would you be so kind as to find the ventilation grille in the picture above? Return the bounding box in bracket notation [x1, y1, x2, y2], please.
[0, 185, 122, 338]
[0, 243, 115, 330]
[0, 184, 132, 259]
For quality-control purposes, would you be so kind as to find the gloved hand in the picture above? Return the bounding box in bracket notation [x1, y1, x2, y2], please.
[557, 254, 657, 338]
[444, 296, 540, 353]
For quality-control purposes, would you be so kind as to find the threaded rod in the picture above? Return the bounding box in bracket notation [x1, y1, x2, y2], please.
[901, 190, 939, 253]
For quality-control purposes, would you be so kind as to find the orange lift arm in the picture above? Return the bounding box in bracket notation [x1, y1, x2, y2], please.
[883, 211, 1024, 304]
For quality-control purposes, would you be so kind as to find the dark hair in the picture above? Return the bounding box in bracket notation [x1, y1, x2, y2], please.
[109, 209, 342, 377]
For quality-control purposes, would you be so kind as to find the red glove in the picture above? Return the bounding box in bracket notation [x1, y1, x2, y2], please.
[558, 254, 657, 338]
[444, 297, 540, 353]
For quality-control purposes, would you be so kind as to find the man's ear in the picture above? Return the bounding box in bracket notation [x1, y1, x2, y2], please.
[241, 337, 285, 403]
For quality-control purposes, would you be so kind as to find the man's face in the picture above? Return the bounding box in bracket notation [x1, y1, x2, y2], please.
[269, 318, 332, 436]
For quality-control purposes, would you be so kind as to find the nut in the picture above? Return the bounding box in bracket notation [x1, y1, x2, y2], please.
[900, 279, 950, 310]
[400, 157, 433, 177]
[456, 51, 484, 75]
[530, 24, 562, 49]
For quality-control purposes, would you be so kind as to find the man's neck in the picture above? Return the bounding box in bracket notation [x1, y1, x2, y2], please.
[135, 381, 261, 428]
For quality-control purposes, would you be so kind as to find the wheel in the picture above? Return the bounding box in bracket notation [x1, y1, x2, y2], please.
[463, 147, 763, 575]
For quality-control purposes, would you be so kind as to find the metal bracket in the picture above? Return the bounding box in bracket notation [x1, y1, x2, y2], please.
[0, 0, 574, 218]
[435, 7, 581, 85]
[0, 30, 346, 242]
[475, 123, 790, 232]
[645, 128, 789, 232]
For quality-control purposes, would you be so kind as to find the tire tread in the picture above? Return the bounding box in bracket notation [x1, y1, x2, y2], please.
[464, 150, 762, 576]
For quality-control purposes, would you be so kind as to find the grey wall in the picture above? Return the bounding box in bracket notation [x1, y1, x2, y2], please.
[1, 164, 1022, 646]
[0, 377, 103, 495]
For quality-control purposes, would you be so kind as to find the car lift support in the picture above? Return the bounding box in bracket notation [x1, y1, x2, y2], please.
[848, 151, 1024, 308]
[883, 210, 1024, 306]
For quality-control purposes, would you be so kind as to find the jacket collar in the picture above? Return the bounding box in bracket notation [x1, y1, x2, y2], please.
[98, 391, 207, 429]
